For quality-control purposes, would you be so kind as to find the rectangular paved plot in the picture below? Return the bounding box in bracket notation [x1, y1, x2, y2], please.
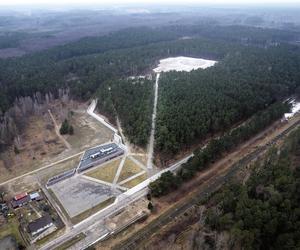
[51, 176, 120, 217]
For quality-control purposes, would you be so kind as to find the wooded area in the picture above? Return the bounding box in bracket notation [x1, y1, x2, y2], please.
[155, 46, 300, 157]
[0, 25, 299, 152]
[96, 77, 154, 147]
[204, 126, 300, 249]
[149, 102, 289, 197]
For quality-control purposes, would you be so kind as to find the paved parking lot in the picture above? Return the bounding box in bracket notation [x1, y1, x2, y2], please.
[78, 143, 124, 172]
[50, 176, 121, 218]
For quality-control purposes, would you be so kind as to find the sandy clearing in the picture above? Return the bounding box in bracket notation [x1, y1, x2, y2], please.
[153, 56, 217, 73]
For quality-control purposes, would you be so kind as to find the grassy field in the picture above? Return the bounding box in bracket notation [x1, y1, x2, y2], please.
[118, 158, 143, 183]
[56, 233, 86, 250]
[121, 173, 148, 189]
[0, 218, 25, 247]
[84, 159, 121, 183]
[66, 110, 113, 150]
[48, 189, 70, 223]
[37, 155, 81, 185]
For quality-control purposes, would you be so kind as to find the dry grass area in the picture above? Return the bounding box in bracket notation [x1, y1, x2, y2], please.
[50, 106, 113, 151]
[0, 115, 65, 183]
[0, 100, 114, 185]
[85, 159, 121, 183]
[132, 154, 148, 166]
[37, 155, 81, 185]
[0, 218, 24, 247]
[118, 158, 144, 183]
[2, 175, 40, 198]
[121, 173, 148, 189]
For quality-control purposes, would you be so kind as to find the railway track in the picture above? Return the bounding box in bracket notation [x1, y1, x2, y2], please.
[113, 119, 300, 250]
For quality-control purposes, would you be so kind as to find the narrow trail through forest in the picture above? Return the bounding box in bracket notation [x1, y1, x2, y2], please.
[147, 73, 160, 169]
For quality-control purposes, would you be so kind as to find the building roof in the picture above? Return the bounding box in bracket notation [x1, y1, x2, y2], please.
[11, 196, 30, 208]
[28, 215, 53, 233]
[29, 192, 40, 200]
[14, 193, 28, 201]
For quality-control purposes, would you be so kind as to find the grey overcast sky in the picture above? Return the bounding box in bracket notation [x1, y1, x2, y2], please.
[0, 0, 299, 6]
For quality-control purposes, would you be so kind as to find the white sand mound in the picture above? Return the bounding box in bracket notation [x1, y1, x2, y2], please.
[153, 56, 217, 73]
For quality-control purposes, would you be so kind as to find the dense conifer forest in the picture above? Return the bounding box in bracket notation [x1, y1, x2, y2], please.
[96, 77, 154, 147]
[0, 25, 299, 149]
[155, 46, 300, 156]
[150, 102, 289, 197]
[203, 127, 300, 249]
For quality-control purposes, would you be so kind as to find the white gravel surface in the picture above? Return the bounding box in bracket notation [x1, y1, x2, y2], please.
[153, 56, 217, 73]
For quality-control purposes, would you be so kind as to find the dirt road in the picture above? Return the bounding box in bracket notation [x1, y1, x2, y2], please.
[147, 73, 160, 170]
[48, 109, 72, 150]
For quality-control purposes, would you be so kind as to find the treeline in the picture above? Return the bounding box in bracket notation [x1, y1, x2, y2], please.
[155, 46, 300, 156]
[149, 102, 289, 197]
[1, 24, 297, 114]
[96, 77, 154, 147]
[0, 24, 299, 152]
[168, 25, 299, 46]
[0, 28, 233, 113]
[204, 126, 300, 249]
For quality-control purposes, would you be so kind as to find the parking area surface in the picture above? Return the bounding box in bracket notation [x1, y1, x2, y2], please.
[50, 176, 121, 218]
[78, 143, 124, 172]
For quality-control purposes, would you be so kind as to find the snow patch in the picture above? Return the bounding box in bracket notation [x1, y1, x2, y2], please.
[284, 99, 300, 119]
[153, 56, 217, 73]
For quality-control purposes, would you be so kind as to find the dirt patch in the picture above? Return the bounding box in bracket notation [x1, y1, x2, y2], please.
[65, 110, 113, 150]
[2, 175, 40, 198]
[132, 154, 148, 166]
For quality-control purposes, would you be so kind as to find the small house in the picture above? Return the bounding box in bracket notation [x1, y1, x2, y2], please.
[28, 215, 53, 237]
